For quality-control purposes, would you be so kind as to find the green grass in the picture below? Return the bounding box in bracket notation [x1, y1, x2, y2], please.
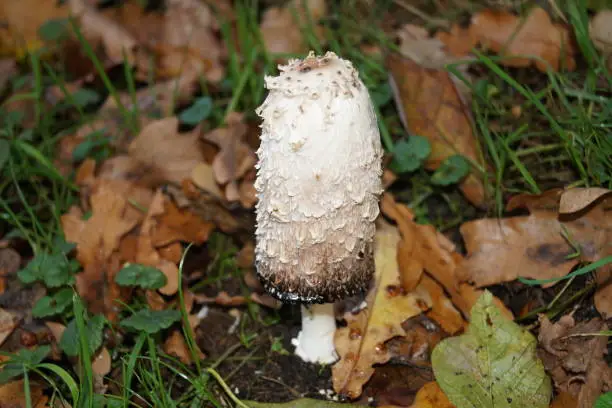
[0, 0, 611, 406]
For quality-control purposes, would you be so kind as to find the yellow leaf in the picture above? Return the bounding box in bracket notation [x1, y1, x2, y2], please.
[332, 221, 431, 399]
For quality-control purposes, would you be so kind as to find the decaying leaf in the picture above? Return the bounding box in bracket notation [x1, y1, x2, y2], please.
[409, 382, 455, 408]
[0, 308, 16, 348]
[0, 379, 48, 408]
[151, 200, 215, 247]
[0, 0, 69, 57]
[537, 315, 612, 405]
[432, 291, 551, 408]
[470, 7, 575, 72]
[163, 329, 205, 364]
[260, 0, 327, 56]
[129, 117, 206, 187]
[332, 221, 431, 399]
[387, 53, 486, 207]
[202, 112, 257, 202]
[61, 181, 138, 314]
[458, 188, 611, 290]
[247, 399, 361, 408]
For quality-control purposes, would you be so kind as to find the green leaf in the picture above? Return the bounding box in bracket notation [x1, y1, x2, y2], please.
[71, 88, 101, 108]
[60, 314, 105, 357]
[32, 288, 74, 318]
[120, 309, 181, 334]
[0, 139, 9, 172]
[17, 252, 75, 287]
[390, 135, 431, 173]
[0, 346, 50, 384]
[38, 18, 70, 41]
[71, 130, 111, 162]
[370, 83, 392, 108]
[596, 392, 612, 408]
[432, 291, 551, 408]
[246, 399, 362, 407]
[179, 97, 213, 125]
[431, 154, 470, 186]
[115, 263, 167, 289]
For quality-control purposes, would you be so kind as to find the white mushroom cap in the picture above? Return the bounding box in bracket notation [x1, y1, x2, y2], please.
[255, 51, 383, 303]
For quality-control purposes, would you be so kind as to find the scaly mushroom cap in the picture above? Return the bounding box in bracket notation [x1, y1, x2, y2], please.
[255, 51, 383, 303]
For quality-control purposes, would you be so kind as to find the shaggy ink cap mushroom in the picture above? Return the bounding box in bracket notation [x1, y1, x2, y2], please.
[254, 51, 383, 304]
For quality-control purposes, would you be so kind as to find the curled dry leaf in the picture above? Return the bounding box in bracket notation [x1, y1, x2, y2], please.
[260, 0, 327, 56]
[381, 193, 513, 326]
[537, 316, 612, 405]
[202, 112, 257, 202]
[332, 221, 431, 399]
[470, 7, 575, 72]
[191, 163, 224, 200]
[458, 188, 611, 294]
[409, 381, 455, 408]
[387, 53, 485, 207]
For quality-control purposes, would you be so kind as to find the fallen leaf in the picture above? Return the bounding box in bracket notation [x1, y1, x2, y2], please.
[151, 200, 215, 247]
[559, 187, 611, 214]
[387, 53, 486, 207]
[129, 117, 206, 187]
[0, 380, 48, 408]
[135, 190, 180, 296]
[191, 162, 224, 200]
[537, 316, 612, 404]
[163, 329, 205, 364]
[332, 221, 431, 399]
[432, 291, 551, 408]
[61, 181, 138, 314]
[0, 309, 16, 347]
[590, 10, 612, 71]
[69, 0, 137, 65]
[202, 112, 257, 201]
[458, 188, 611, 289]
[193, 291, 248, 307]
[470, 7, 575, 72]
[0, 0, 68, 57]
[435, 24, 477, 57]
[260, 0, 327, 56]
[550, 392, 577, 408]
[409, 382, 455, 408]
[397, 24, 461, 69]
[0, 248, 21, 276]
[419, 276, 464, 335]
[247, 399, 361, 408]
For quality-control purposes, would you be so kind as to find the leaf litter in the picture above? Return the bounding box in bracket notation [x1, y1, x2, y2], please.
[1, 1, 612, 407]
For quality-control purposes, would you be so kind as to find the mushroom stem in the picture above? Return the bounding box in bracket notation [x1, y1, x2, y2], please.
[292, 303, 338, 364]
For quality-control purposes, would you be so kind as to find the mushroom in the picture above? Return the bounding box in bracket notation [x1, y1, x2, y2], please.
[255, 51, 383, 363]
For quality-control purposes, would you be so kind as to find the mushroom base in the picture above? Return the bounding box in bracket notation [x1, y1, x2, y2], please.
[256, 242, 375, 304]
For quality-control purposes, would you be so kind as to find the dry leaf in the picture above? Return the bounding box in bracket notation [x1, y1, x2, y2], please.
[129, 117, 206, 186]
[69, 0, 137, 64]
[202, 112, 257, 201]
[537, 316, 612, 404]
[550, 392, 577, 408]
[409, 382, 455, 408]
[435, 24, 477, 57]
[0, 309, 16, 348]
[397, 24, 461, 69]
[471, 7, 575, 72]
[387, 53, 486, 207]
[62, 181, 138, 314]
[260, 0, 327, 56]
[135, 190, 180, 296]
[0, 0, 68, 57]
[332, 221, 431, 399]
[0, 380, 47, 408]
[163, 329, 205, 364]
[151, 200, 215, 247]
[191, 163, 224, 200]
[458, 188, 611, 288]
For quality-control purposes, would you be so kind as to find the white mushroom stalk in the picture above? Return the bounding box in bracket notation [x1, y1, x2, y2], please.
[254, 51, 383, 363]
